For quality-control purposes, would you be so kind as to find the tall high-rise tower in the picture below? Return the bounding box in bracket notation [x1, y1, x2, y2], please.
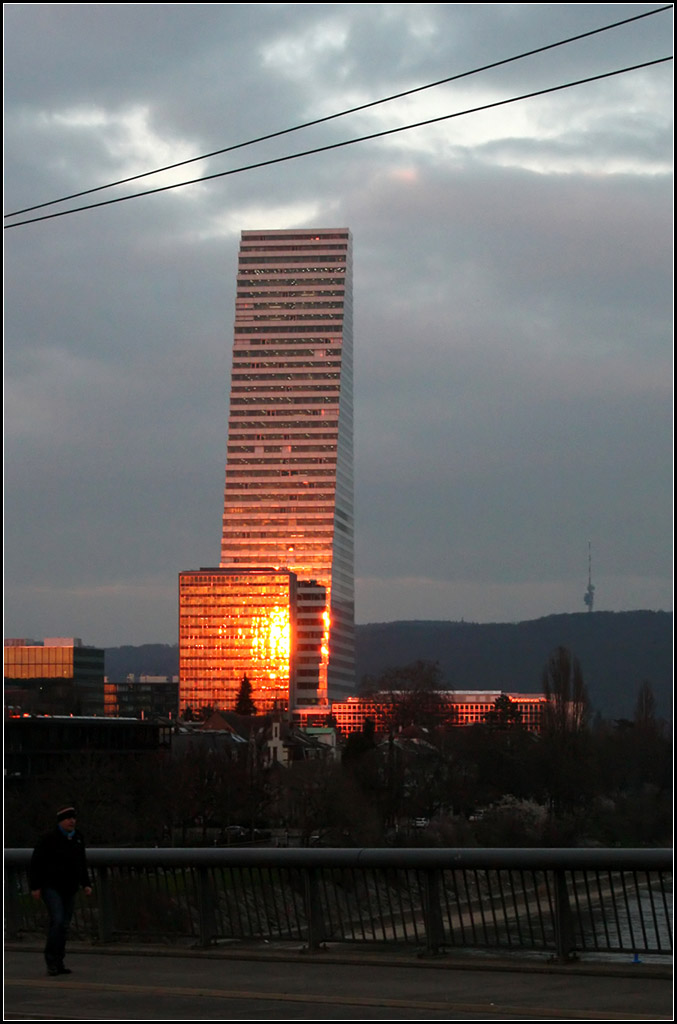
[220, 228, 354, 708]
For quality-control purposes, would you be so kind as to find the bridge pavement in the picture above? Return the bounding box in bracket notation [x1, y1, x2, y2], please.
[4, 944, 673, 1021]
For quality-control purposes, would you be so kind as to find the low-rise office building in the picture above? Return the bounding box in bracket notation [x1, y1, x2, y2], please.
[4, 637, 105, 716]
[331, 691, 547, 735]
[105, 675, 180, 720]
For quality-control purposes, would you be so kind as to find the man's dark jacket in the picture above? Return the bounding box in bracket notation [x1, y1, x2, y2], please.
[29, 827, 91, 896]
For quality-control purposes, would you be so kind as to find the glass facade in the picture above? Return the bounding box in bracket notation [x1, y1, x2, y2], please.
[219, 229, 354, 706]
[179, 568, 297, 714]
[3, 639, 105, 716]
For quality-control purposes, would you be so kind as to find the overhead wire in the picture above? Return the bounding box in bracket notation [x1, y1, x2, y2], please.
[4, 57, 671, 230]
[3, 3, 672, 223]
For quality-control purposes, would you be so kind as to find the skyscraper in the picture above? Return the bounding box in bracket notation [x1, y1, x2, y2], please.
[220, 228, 354, 708]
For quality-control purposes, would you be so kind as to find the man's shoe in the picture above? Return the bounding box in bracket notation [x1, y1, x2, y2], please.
[57, 965, 72, 975]
[47, 967, 59, 976]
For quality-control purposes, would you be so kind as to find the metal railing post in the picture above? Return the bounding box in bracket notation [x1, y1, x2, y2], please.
[553, 867, 575, 961]
[196, 866, 217, 947]
[421, 867, 445, 955]
[303, 867, 324, 951]
[5, 866, 24, 938]
[96, 865, 114, 943]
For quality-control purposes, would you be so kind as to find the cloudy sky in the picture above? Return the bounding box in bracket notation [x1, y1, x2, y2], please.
[4, 3, 673, 648]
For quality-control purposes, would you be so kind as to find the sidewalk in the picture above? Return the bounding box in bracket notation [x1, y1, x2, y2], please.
[4, 943, 673, 1020]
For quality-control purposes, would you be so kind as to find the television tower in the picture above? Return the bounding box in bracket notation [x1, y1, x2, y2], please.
[583, 541, 595, 613]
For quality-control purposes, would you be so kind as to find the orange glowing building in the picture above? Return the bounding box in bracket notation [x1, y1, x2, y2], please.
[179, 568, 297, 714]
[4, 637, 104, 717]
[219, 228, 354, 710]
[330, 692, 548, 735]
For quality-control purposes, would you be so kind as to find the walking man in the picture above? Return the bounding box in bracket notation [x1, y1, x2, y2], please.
[30, 806, 92, 976]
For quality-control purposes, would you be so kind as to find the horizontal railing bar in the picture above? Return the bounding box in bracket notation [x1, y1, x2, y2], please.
[5, 847, 672, 872]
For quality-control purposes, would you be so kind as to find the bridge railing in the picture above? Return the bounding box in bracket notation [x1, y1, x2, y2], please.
[5, 847, 672, 962]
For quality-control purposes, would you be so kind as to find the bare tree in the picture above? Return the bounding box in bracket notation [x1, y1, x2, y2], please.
[541, 646, 589, 734]
[633, 680, 657, 730]
[538, 646, 594, 819]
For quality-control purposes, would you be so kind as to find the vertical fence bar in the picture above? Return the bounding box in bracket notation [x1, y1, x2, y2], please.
[487, 870, 502, 945]
[463, 869, 478, 944]
[196, 866, 216, 947]
[240, 867, 254, 937]
[357, 868, 371, 940]
[449, 869, 466, 946]
[393, 869, 410, 943]
[250, 866, 265, 938]
[531, 869, 549, 948]
[439, 871, 452, 943]
[414, 869, 427, 944]
[519, 870, 534, 947]
[375, 868, 386, 939]
[321, 869, 338, 941]
[594, 870, 611, 950]
[607, 871, 622, 948]
[383, 869, 396, 941]
[264, 868, 281, 940]
[373, 868, 387, 941]
[290, 867, 305, 941]
[644, 871, 660, 950]
[96, 865, 114, 943]
[473, 869, 490, 945]
[579, 870, 597, 951]
[508, 871, 524, 947]
[355, 868, 368, 941]
[658, 873, 672, 951]
[495, 870, 511, 947]
[231, 866, 246, 938]
[279, 867, 294, 939]
[633, 871, 650, 952]
[553, 868, 575, 961]
[619, 871, 637, 953]
[542, 870, 557, 951]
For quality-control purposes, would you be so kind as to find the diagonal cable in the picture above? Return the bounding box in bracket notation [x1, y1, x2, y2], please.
[4, 56, 672, 230]
[4, 4, 672, 221]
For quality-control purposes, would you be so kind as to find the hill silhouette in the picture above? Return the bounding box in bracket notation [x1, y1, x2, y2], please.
[105, 610, 672, 721]
[355, 611, 672, 721]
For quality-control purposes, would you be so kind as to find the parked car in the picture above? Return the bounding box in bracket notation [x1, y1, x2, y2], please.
[223, 825, 247, 841]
